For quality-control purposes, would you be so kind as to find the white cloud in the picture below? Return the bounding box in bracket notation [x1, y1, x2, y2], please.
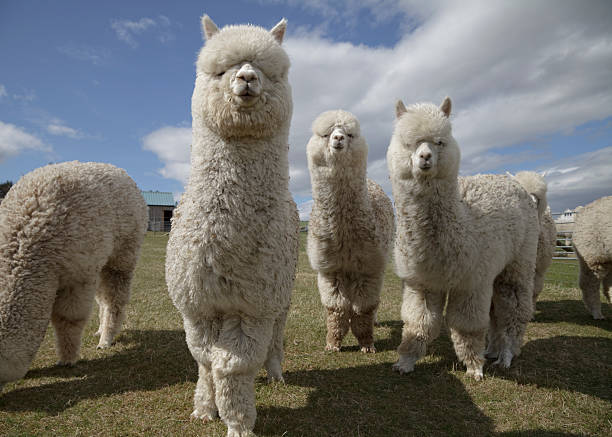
[142, 126, 191, 184]
[57, 44, 110, 65]
[47, 120, 83, 139]
[542, 147, 612, 212]
[0, 84, 7, 99]
[147, 1, 612, 212]
[0, 121, 48, 163]
[111, 16, 173, 48]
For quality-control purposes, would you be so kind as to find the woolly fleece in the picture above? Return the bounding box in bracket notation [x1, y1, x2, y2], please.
[165, 15, 298, 437]
[387, 98, 540, 380]
[0, 161, 147, 390]
[572, 195, 612, 319]
[306, 110, 394, 353]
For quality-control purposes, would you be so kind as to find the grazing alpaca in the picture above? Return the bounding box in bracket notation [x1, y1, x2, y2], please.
[572, 196, 612, 319]
[0, 161, 147, 390]
[165, 15, 299, 437]
[387, 97, 540, 380]
[306, 110, 394, 353]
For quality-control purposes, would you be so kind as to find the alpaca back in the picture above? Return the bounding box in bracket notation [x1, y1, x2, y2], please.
[573, 196, 612, 277]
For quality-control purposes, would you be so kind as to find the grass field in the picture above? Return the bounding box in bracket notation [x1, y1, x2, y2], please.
[1, 232, 610, 436]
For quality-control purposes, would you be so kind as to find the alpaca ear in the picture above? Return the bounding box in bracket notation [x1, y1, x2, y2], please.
[440, 97, 452, 117]
[395, 100, 407, 119]
[270, 18, 287, 44]
[201, 15, 219, 40]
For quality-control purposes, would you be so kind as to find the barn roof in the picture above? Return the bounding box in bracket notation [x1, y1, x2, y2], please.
[141, 191, 175, 207]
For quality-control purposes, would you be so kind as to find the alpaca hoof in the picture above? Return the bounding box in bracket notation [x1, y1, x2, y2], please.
[227, 427, 256, 437]
[592, 313, 605, 320]
[266, 373, 285, 383]
[360, 345, 376, 353]
[392, 355, 416, 374]
[492, 349, 513, 368]
[96, 339, 112, 350]
[190, 408, 218, 423]
[466, 367, 484, 381]
[325, 344, 340, 352]
[56, 359, 77, 367]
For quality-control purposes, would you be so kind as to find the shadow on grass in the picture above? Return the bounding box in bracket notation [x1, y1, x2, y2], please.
[0, 329, 196, 414]
[534, 299, 611, 329]
[488, 335, 612, 403]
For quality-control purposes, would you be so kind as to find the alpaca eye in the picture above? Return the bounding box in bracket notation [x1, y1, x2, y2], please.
[436, 140, 445, 146]
[323, 134, 329, 138]
[216, 71, 225, 77]
[347, 134, 353, 138]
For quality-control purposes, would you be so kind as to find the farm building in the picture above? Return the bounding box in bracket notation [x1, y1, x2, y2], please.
[142, 190, 175, 232]
[553, 208, 578, 232]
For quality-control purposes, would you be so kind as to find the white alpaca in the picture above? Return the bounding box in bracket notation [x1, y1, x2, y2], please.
[387, 98, 541, 380]
[165, 15, 298, 437]
[0, 161, 147, 390]
[572, 196, 612, 319]
[306, 110, 394, 353]
[512, 171, 556, 310]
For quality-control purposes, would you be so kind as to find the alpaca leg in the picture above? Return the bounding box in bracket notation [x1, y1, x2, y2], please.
[0, 277, 59, 384]
[393, 283, 446, 374]
[264, 306, 289, 382]
[578, 255, 603, 319]
[51, 281, 97, 365]
[211, 315, 274, 437]
[96, 266, 134, 349]
[602, 272, 611, 303]
[184, 316, 221, 421]
[446, 287, 491, 380]
[532, 271, 545, 315]
[325, 308, 349, 352]
[94, 302, 107, 337]
[350, 308, 376, 353]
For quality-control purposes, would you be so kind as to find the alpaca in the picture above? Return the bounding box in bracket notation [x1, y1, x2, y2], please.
[0, 161, 147, 390]
[572, 196, 612, 319]
[387, 97, 541, 380]
[165, 15, 299, 437]
[306, 110, 394, 353]
[512, 171, 556, 310]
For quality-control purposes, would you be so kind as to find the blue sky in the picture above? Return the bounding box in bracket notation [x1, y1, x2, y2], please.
[1, 0, 611, 218]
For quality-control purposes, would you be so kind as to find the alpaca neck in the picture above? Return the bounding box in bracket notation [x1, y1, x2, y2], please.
[312, 165, 368, 219]
[397, 176, 466, 256]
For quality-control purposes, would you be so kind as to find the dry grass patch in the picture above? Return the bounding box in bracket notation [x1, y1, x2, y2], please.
[1, 233, 610, 436]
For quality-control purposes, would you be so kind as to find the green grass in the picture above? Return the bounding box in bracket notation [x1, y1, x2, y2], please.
[1, 233, 610, 436]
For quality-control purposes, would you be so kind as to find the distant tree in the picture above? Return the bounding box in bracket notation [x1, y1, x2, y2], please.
[0, 180, 13, 198]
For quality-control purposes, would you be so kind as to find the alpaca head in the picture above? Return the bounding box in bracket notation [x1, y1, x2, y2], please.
[193, 15, 292, 139]
[307, 110, 367, 173]
[387, 97, 460, 182]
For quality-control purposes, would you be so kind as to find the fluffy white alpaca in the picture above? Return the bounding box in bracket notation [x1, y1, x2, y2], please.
[0, 161, 147, 390]
[165, 15, 299, 437]
[572, 196, 612, 319]
[306, 110, 394, 353]
[512, 171, 556, 309]
[387, 98, 540, 380]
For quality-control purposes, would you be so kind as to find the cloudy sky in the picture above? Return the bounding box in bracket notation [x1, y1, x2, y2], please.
[1, 0, 611, 217]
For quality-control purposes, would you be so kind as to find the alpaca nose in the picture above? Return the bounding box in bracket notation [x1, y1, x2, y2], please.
[419, 150, 432, 161]
[333, 133, 345, 142]
[236, 64, 258, 83]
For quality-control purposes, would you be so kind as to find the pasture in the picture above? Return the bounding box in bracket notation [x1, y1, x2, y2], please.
[1, 232, 610, 436]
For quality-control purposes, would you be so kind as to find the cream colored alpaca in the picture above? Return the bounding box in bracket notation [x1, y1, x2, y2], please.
[572, 196, 612, 319]
[387, 98, 541, 380]
[165, 15, 298, 437]
[306, 110, 394, 353]
[0, 161, 147, 390]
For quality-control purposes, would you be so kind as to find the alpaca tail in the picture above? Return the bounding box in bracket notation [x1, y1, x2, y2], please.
[511, 171, 548, 220]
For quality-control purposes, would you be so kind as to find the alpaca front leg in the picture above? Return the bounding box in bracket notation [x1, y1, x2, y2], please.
[578, 256, 604, 319]
[446, 288, 490, 380]
[350, 308, 376, 353]
[325, 308, 349, 351]
[212, 315, 274, 437]
[51, 282, 97, 365]
[184, 316, 221, 422]
[264, 306, 289, 382]
[192, 363, 218, 422]
[393, 283, 446, 374]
